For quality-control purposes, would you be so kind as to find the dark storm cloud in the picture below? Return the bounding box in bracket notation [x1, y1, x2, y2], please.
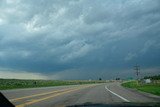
[0, 0, 160, 79]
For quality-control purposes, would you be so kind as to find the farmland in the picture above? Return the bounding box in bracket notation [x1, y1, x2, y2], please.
[0, 79, 105, 90]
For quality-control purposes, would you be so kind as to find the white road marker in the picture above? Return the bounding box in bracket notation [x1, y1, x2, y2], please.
[105, 86, 130, 102]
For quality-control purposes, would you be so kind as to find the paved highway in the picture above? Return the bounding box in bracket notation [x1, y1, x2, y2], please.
[1, 82, 160, 107]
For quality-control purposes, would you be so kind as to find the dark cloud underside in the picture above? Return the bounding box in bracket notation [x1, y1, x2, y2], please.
[0, 0, 160, 79]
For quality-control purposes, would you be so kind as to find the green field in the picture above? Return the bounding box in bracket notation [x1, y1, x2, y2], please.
[122, 81, 160, 96]
[0, 79, 105, 90]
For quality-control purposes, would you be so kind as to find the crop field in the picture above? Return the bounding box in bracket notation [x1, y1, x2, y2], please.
[122, 80, 160, 96]
[0, 79, 105, 90]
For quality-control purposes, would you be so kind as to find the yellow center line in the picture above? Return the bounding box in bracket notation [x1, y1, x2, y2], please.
[10, 87, 79, 102]
[15, 85, 96, 107]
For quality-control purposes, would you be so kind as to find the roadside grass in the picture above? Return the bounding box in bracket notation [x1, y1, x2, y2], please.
[122, 81, 160, 96]
[0, 79, 105, 90]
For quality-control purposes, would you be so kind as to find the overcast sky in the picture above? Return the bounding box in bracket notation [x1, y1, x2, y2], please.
[0, 0, 160, 80]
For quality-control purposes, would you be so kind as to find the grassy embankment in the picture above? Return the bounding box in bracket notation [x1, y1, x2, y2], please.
[0, 79, 105, 90]
[122, 80, 160, 96]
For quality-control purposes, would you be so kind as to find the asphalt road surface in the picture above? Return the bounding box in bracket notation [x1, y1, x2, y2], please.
[1, 82, 160, 107]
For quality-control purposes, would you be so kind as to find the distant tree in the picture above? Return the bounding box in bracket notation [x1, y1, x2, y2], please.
[116, 78, 120, 80]
[34, 81, 37, 85]
[144, 75, 160, 80]
[99, 78, 102, 81]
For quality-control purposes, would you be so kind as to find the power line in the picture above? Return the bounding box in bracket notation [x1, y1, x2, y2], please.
[134, 64, 140, 79]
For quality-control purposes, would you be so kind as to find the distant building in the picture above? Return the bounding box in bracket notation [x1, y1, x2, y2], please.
[144, 79, 151, 84]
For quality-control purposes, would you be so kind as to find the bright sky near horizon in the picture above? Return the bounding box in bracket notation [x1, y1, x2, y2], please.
[0, 0, 160, 80]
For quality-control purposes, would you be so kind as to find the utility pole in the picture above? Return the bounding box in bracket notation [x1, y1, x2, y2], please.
[134, 64, 140, 80]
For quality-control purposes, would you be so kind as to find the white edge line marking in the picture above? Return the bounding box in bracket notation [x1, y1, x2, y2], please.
[105, 86, 130, 102]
